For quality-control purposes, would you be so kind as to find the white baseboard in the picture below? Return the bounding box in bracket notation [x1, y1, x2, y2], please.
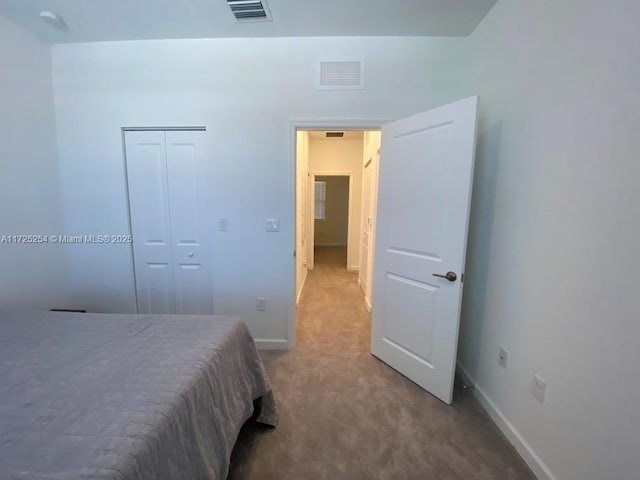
[456, 363, 475, 387]
[456, 363, 556, 480]
[364, 295, 372, 312]
[255, 339, 289, 350]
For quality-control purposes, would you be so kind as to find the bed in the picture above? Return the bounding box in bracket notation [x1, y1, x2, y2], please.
[0, 308, 277, 480]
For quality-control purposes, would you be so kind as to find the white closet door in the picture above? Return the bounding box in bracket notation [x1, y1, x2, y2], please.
[165, 131, 213, 315]
[125, 131, 176, 314]
[125, 130, 213, 315]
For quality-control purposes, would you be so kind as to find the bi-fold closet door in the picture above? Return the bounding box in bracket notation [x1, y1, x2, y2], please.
[124, 130, 214, 315]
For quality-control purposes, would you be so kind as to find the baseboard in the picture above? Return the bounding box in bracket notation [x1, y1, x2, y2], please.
[364, 295, 372, 312]
[347, 265, 359, 272]
[456, 363, 475, 387]
[255, 339, 289, 350]
[456, 363, 556, 480]
[296, 270, 308, 305]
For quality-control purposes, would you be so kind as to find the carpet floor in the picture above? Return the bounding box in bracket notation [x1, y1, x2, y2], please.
[228, 247, 535, 480]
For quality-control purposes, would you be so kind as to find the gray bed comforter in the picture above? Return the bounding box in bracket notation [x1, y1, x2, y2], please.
[0, 309, 277, 480]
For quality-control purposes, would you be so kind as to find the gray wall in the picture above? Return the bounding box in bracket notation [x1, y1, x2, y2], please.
[458, 1, 640, 479]
[51, 37, 469, 344]
[0, 17, 70, 309]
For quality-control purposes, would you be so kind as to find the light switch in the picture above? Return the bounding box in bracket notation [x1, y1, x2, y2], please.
[266, 218, 280, 232]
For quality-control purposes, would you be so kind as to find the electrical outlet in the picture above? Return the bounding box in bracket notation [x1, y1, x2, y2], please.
[498, 348, 508, 368]
[219, 217, 229, 231]
[256, 297, 266, 311]
[531, 374, 547, 403]
[266, 218, 280, 232]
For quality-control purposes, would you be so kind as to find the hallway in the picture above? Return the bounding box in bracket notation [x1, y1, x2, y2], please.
[228, 247, 534, 479]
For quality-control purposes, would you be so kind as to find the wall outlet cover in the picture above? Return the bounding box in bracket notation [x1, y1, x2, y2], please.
[266, 218, 280, 232]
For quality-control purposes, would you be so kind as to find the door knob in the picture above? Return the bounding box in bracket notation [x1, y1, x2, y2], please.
[432, 271, 457, 282]
[188, 252, 194, 258]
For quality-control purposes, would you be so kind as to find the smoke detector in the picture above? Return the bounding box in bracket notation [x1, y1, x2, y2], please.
[39, 11, 68, 30]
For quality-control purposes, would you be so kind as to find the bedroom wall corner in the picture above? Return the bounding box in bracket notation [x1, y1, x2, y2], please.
[50, 36, 471, 345]
[457, 1, 640, 479]
[0, 16, 72, 309]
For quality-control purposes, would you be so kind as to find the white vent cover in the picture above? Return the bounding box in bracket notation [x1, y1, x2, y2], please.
[227, 0, 272, 22]
[317, 60, 365, 90]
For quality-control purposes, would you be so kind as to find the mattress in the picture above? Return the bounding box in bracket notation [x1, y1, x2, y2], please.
[0, 308, 277, 480]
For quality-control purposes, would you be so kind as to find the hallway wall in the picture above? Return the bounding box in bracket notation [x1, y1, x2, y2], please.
[295, 131, 309, 303]
[309, 136, 364, 271]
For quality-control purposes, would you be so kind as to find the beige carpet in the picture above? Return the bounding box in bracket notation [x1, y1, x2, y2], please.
[228, 247, 535, 479]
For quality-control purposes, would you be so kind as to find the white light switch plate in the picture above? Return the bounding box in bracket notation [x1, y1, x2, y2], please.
[256, 297, 266, 311]
[531, 374, 547, 403]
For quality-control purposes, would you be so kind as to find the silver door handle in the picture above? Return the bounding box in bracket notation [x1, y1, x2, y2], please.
[188, 252, 194, 258]
[432, 271, 457, 282]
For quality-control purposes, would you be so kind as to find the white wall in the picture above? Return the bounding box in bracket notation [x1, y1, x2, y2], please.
[0, 17, 71, 309]
[51, 36, 469, 345]
[458, 1, 640, 479]
[309, 137, 364, 270]
[295, 130, 309, 303]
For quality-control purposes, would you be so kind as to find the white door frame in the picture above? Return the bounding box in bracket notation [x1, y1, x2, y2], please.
[309, 172, 353, 269]
[288, 119, 388, 349]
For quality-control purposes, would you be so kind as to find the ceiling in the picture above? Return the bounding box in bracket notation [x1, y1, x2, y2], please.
[0, 0, 497, 44]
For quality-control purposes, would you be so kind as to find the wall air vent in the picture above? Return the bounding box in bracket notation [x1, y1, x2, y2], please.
[227, 0, 272, 22]
[317, 60, 365, 90]
[326, 132, 344, 138]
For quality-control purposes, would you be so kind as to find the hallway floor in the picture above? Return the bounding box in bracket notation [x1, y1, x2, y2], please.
[228, 247, 534, 479]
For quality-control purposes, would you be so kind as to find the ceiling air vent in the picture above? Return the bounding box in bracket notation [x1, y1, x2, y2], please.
[317, 60, 365, 90]
[326, 132, 344, 138]
[227, 0, 272, 22]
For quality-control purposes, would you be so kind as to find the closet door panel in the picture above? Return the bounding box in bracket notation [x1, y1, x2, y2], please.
[166, 131, 214, 315]
[124, 131, 175, 314]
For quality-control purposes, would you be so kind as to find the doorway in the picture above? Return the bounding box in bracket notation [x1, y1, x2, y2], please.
[294, 127, 382, 311]
[290, 98, 479, 405]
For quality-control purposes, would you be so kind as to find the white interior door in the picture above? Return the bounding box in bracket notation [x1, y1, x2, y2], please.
[125, 130, 213, 315]
[371, 97, 478, 404]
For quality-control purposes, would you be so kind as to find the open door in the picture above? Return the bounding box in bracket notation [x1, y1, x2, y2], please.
[371, 97, 478, 404]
